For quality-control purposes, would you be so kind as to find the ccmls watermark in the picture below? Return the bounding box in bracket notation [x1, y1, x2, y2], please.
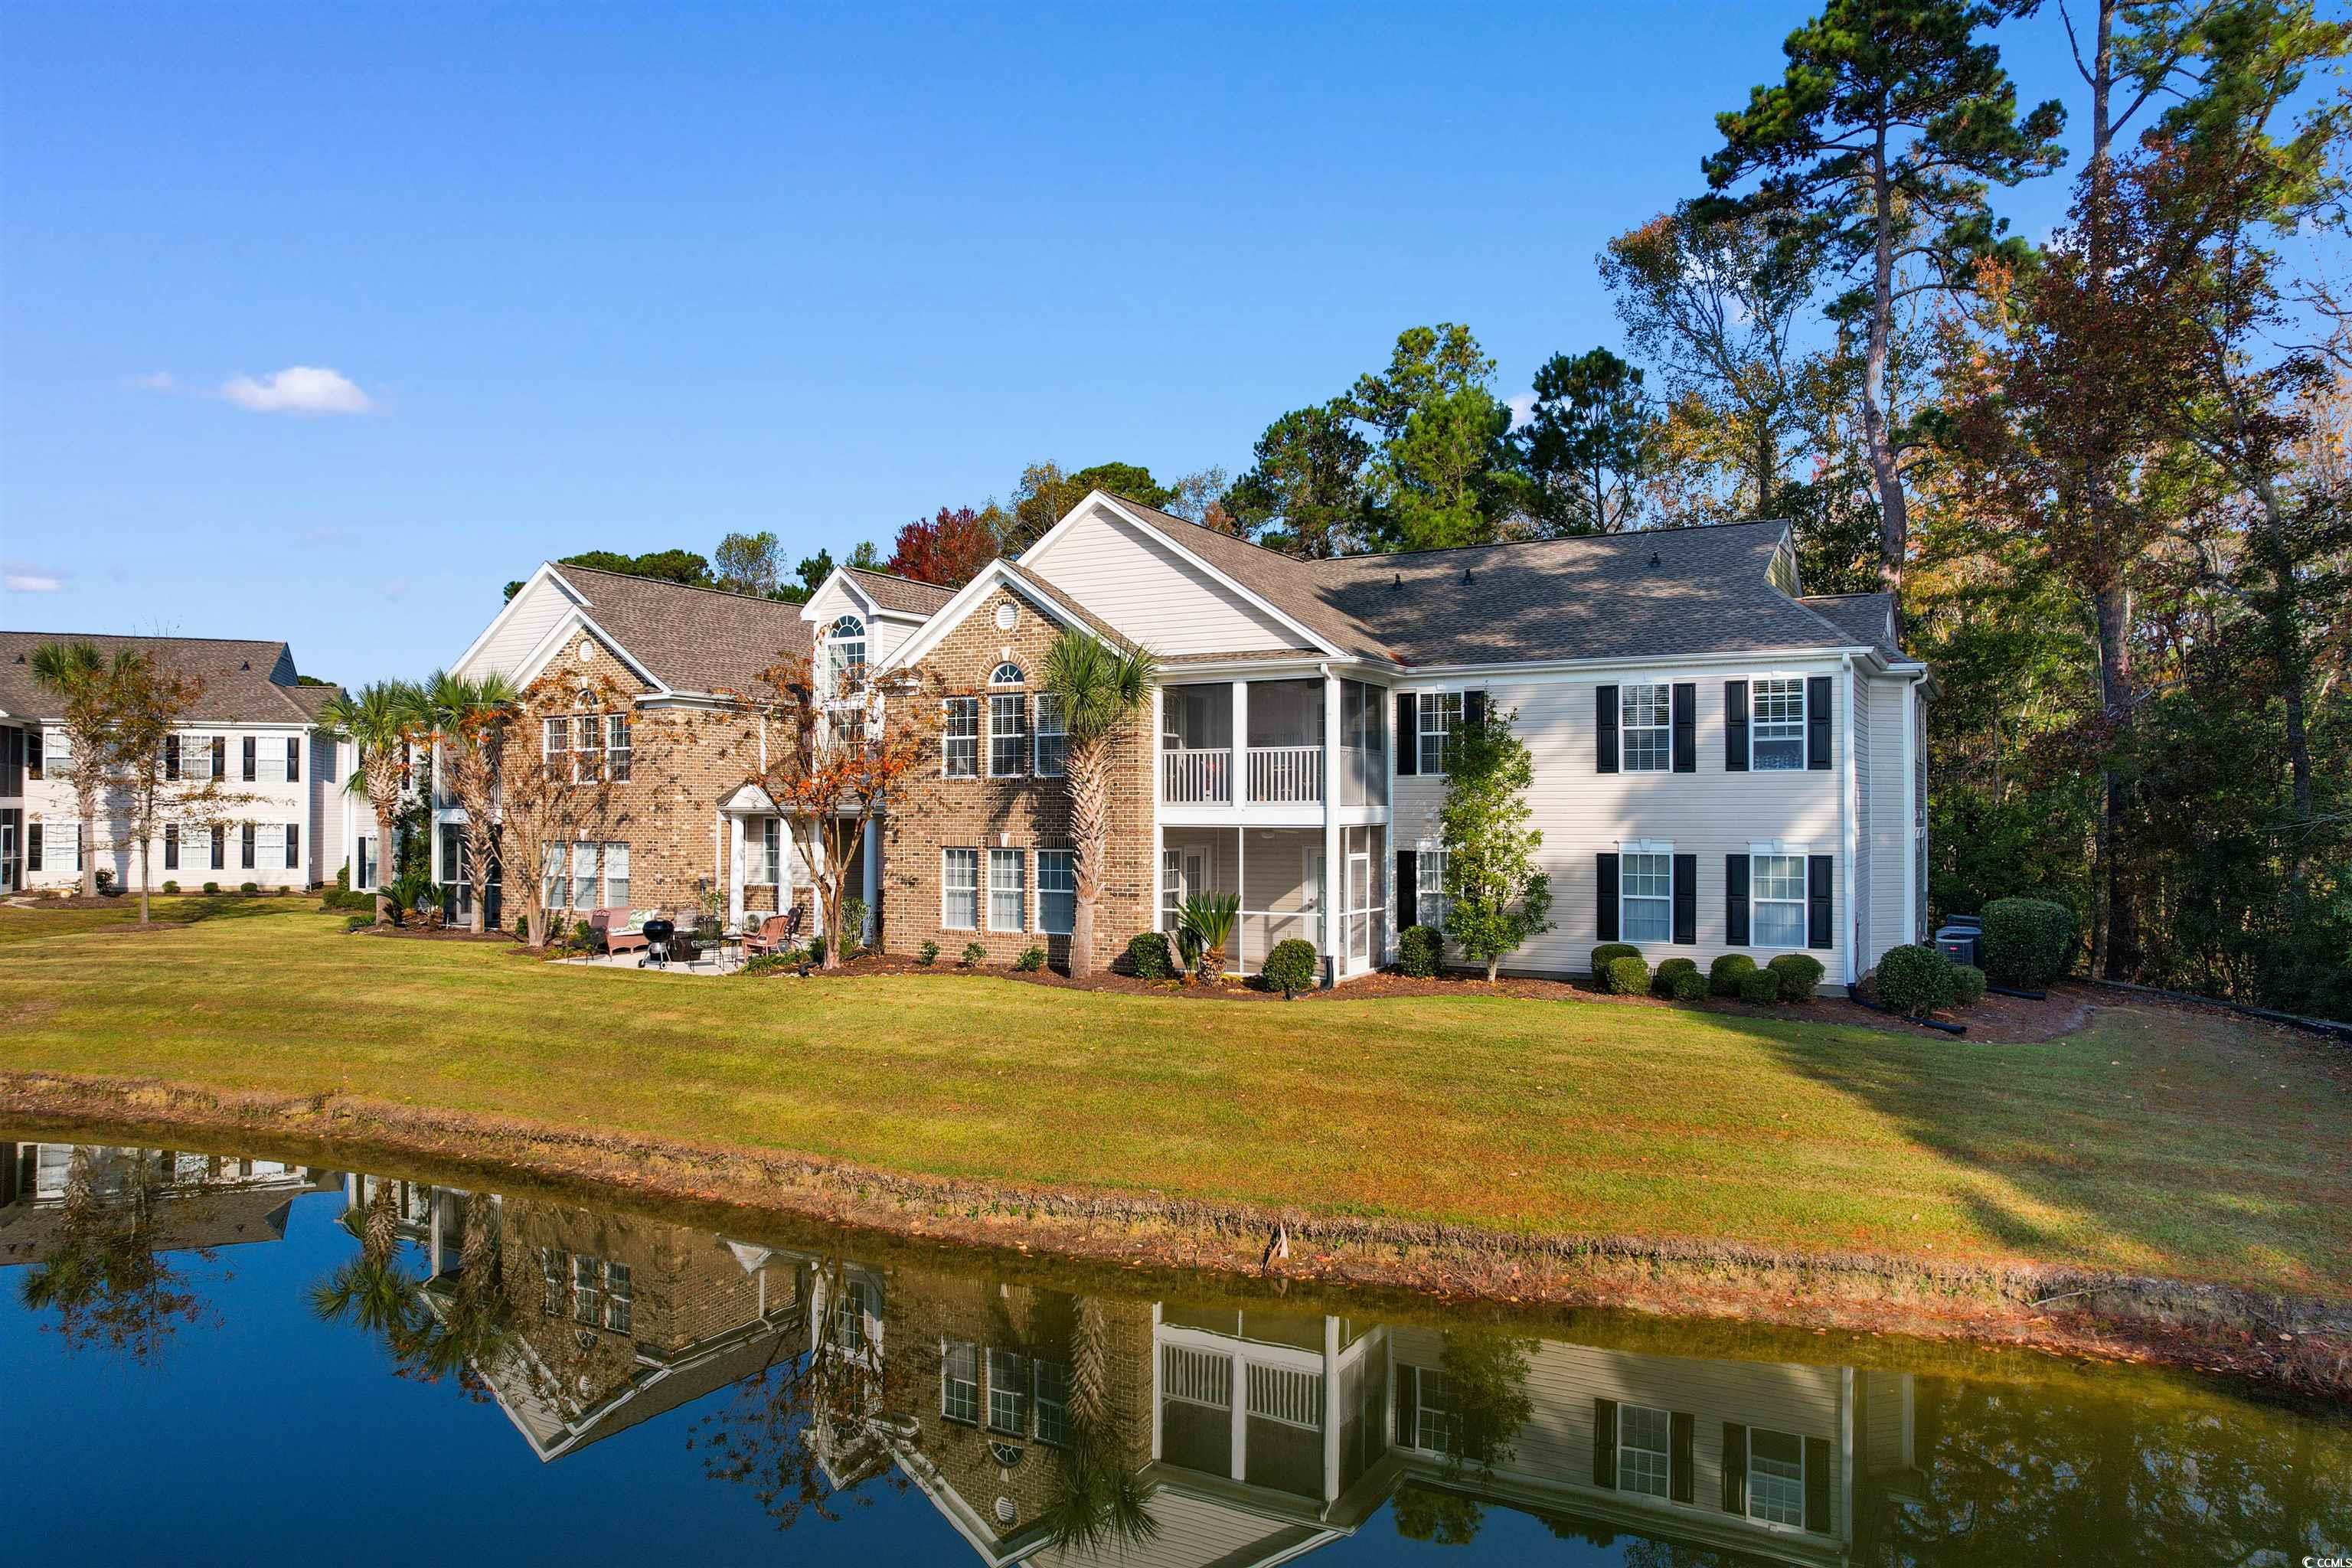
[2304, 1557, 2352, 1566]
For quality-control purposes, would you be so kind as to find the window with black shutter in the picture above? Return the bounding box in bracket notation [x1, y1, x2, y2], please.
[1726, 854, 1750, 946]
[286, 824, 300, 871]
[1596, 853, 1620, 942]
[1671, 1411, 1695, 1504]
[165, 825, 179, 870]
[165, 735, 181, 779]
[1724, 680, 1748, 771]
[1463, 689, 1486, 734]
[25, 729, 41, 779]
[1394, 694, 1418, 776]
[1721, 1423, 1748, 1513]
[1808, 855, 1833, 950]
[286, 737, 300, 782]
[211, 737, 226, 779]
[241, 823, 255, 870]
[242, 736, 256, 782]
[26, 823, 40, 873]
[1394, 1364, 1420, 1446]
[1804, 1436, 1832, 1531]
[1396, 850, 1418, 929]
[1807, 675, 1832, 769]
[1671, 683, 1695, 772]
[210, 825, 224, 868]
[1592, 1398, 1617, 1488]
[1672, 854, 1696, 945]
[1595, 685, 1619, 773]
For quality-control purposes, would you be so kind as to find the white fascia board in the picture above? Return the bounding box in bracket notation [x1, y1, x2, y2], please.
[1089, 494, 1348, 658]
[1155, 656, 1396, 681]
[879, 559, 1117, 673]
[1398, 645, 1870, 684]
[451, 563, 582, 678]
[509, 609, 671, 697]
[799, 568, 880, 622]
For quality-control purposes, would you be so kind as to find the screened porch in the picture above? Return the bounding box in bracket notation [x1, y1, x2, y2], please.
[1160, 824, 1388, 981]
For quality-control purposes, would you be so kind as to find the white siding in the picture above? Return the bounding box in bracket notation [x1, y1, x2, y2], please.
[1866, 677, 1912, 966]
[461, 574, 577, 681]
[805, 578, 925, 665]
[1851, 672, 1873, 972]
[1395, 673, 1847, 985]
[1026, 501, 1308, 656]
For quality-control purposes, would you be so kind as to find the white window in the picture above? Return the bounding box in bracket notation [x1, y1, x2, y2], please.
[989, 662, 1024, 686]
[1618, 1403, 1673, 1498]
[942, 1341, 979, 1423]
[1748, 1428, 1805, 1526]
[1034, 1359, 1072, 1446]
[1410, 1367, 1459, 1455]
[1417, 692, 1462, 774]
[1034, 692, 1066, 778]
[830, 1276, 875, 1350]
[542, 717, 567, 771]
[827, 616, 867, 697]
[942, 697, 978, 778]
[988, 848, 1024, 933]
[571, 841, 599, 910]
[1622, 851, 1672, 943]
[603, 841, 629, 907]
[603, 1260, 633, 1334]
[760, 818, 782, 885]
[988, 1348, 1029, 1435]
[1752, 678, 1805, 771]
[606, 714, 631, 781]
[1753, 854, 1807, 949]
[1038, 849, 1074, 936]
[573, 1255, 602, 1325]
[1416, 841, 1452, 933]
[541, 844, 564, 908]
[1622, 684, 1671, 773]
[942, 849, 978, 930]
[988, 694, 1027, 777]
[1161, 848, 1183, 927]
[573, 712, 603, 779]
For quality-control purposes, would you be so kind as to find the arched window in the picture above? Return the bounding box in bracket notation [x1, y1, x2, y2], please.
[828, 616, 867, 693]
[989, 662, 1024, 687]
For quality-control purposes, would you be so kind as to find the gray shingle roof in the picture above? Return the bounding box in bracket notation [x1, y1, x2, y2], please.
[0, 631, 340, 723]
[842, 567, 957, 616]
[1798, 593, 1902, 658]
[1093, 498, 1399, 658]
[553, 566, 815, 694]
[995, 560, 1138, 652]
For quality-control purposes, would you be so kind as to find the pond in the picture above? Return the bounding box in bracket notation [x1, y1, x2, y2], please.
[4, 1128, 2344, 1566]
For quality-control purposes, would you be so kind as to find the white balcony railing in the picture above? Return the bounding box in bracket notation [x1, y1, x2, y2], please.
[1246, 746, 1322, 805]
[1161, 748, 1231, 805]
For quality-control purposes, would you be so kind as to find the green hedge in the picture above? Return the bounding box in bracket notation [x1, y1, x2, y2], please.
[1667, 969, 1708, 1003]
[1651, 956, 1698, 997]
[1396, 925, 1444, 978]
[1978, 897, 2077, 988]
[1952, 963, 1988, 1006]
[1876, 943, 1956, 1019]
[1261, 939, 1319, 997]
[1590, 942, 1640, 981]
[1708, 952, 1756, 996]
[1737, 968, 1782, 1004]
[1766, 952, 1824, 1001]
[1602, 955, 1651, 996]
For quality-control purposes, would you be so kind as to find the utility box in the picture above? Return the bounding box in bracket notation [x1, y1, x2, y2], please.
[1935, 926, 1978, 967]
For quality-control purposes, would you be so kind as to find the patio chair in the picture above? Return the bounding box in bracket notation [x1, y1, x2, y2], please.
[743, 906, 803, 956]
[592, 907, 660, 956]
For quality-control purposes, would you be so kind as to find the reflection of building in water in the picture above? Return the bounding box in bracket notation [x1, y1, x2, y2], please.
[0, 1140, 332, 1266]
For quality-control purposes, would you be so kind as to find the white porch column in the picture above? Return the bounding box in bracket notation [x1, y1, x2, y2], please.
[727, 815, 746, 928]
[1229, 680, 1248, 806]
[1321, 1315, 1343, 1501]
[861, 824, 879, 943]
[1150, 687, 1165, 932]
[1321, 671, 1342, 980]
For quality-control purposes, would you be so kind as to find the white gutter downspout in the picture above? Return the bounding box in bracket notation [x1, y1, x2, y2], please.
[1841, 653, 1859, 989]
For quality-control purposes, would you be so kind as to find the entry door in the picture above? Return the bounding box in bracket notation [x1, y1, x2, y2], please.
[1345, 851, 1372, 969]
[0, 822, 14, 890]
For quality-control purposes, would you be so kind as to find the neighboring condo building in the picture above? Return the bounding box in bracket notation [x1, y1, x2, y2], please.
[0, 631, 361, 895]
[446, 494, 1931, 991]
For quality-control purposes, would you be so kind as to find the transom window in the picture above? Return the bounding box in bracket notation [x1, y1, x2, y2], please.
[1038, 849, 1074, 936]
[1622, 684, 1671, 773]
[1618, 1403, 1672, 1498]
[1418, 692, 1463, 775]
[988, 848, 1025, 932]
[1622, 851, 1672, 943]
[942, 1341, 980, 1423]
[989, 662, 1024, 686]
[827, 616, 867, 696]
[988, 694, 1027, 777]
[1752, 678, 1805, 771]
[942, 849, 979, 929]
[942, 697, 978, 778]
[1748, 1428, 1806, 1526]
[1753, 854, 1807, 949]
[1034, 693, 1066, 778]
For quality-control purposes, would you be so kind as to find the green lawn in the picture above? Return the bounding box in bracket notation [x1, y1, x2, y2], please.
[2, 902, 2346, 1298]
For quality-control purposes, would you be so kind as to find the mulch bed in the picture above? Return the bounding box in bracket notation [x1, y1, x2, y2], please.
[351, 924, 517, 943]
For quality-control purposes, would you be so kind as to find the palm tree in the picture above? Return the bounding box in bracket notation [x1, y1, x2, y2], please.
[29, 639, 125, 898]
[1038, 1295, 1160, 1555]
[1042, 630, 1156, 977]
[318, 682, 423, 927]
[420, 670, 518, 933]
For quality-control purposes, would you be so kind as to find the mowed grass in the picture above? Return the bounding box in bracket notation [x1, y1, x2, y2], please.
[2, 904, 2346, 1297]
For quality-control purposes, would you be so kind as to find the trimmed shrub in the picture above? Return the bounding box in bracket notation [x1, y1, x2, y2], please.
[1978, 897, 2077, 988]
[1262, 938, 1319, 998]
[1395, 924, 1444, 978]
[1952, 963, 1988, 1007]
[1651, 956, 1698, 997]
[808, 934, 826, 965]
[514, 916, 528, 938]
[960, 941, 988, 968]
[239, 881, 260, 896]
[1125, 931, 1175, 980]
[162, 880, 179, 894]
[1738, 967, 1782, 1004]
[202, 881, 220, 895]
[1708, 952, 1756, 996]
[1668, 969, 1708, 1003]
[1766, 952, 1824, 1001]
[916, 940, 940, 967]
[345, 913, 372, 933]
[1014, 946, 1046, 972]
[1590, 942, 1640, 981]
[1875, 943, 1957, 1019]
[573, 920, 593, 948]
[1602, 955, 1651, 996]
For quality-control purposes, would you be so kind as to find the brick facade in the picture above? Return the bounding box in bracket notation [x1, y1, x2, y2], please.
[877, 583, 1154, 971]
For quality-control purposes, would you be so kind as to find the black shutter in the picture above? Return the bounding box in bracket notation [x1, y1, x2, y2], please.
[1726, 854, 1750, 946]
[243, 736, 256, 782]
[1395, 694, 1418, 776]
[241, 823, 255, 870]
[1807, 675, 1832, 769]
[1596, 854, 1619, 942]
[165, 825, 178, 871]
[1396, 851, 1419, 929]
[1803, 1436, 1832, 1531]
[1464, 689, 1487, 734]
[1724, 681, 1748, 772]
[1722, 1423, 1749, 1513]
[1592, 1398, 1618, 1488]
[287, 737, 300, 783]
[1671, 683, 1696, 773]
[1596, 686, 1619, 773]
[1808, 855, 1833, 951]
[1670, 1411, 1694, 1504]
[211, 737, 226, 779]
[1672, 854, 1696, 945]
[165, 735, 180, 779]
[26, 823, 40, 873]
[287, 824, 300, 871]
[1395, 1364, 1419, 1446]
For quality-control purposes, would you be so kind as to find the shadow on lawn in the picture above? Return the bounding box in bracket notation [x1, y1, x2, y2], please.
[0, 894, 315, 946]
[1736, 1005, 2352, 1294]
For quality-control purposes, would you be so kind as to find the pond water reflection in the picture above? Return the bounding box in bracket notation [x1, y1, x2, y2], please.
[5, 1130, 2345, 1565]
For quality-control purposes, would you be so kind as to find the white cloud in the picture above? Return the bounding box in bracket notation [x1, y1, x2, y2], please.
[1508, 392, 1540, 430]
[5, 566, 64, 592]
[128, 371, 178, 393]
[219, 365, 374, 416]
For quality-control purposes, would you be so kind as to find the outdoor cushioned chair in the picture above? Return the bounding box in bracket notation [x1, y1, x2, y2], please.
[743, 906, 802, 956]
[591, 907, 662, 956]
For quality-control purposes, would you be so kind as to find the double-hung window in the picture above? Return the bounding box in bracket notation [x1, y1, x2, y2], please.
[1037, 849, 1074, 936]
[942, 697, 978, 778]
[1617, 1403, 1673, 1498]
[1751, 679, 1805, 771]
[1752, 854, 1807, 949]
[1033, 1359, 1072, 1446]
[1416, 841, 1452, 932]
[606, 714, 631, 782]
[571, 842, 599, 910]
[760, 819, 782, 886]
[1418, 693, 1462, 775]
[942, 849, 979, 929]
[1621, 851, 1672, 942]
[1406, 1366, 1459, 1454]
[988, 694, 1027, 777]
[827, 616, 867, 697]
[942, 1341, 980, 1424]
[988, 848, 1025, 933]
[1621, 684, 1671, 773]
[603, 1261, 633, 1334]
[543, 718, 568, 774]
[1034, 694, 1066, 778]
[987, 1348, 1030, 1436]
[1747, 1428, 1806, 1526]
[573, 714, 604, 779]
[603, 841, 629, 906]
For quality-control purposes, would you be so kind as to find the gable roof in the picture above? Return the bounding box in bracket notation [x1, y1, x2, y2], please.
[1085, 496, 1395, 659]
[0, 631, 341, 723]
[1798, 593, 1901, 659]
[547, 565, 815, 694]
[840, 567, 957, 618]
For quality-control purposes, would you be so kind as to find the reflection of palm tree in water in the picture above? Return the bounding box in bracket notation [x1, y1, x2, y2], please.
[309, 1184, 512, 1391]
[17, 1148, 212, 1365]
[1039, 1296, 1158, 1556]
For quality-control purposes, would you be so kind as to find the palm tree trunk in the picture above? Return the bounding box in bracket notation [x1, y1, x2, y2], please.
[1067, 738, 1108, 977]
[77, 786, 98, 898]
[374, 805, 394, 927]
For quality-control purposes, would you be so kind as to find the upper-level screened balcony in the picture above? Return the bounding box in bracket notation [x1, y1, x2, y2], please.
[1158, 678, 1389, 810]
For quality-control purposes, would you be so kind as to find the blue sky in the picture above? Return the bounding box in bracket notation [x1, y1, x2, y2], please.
[1, 2, 2099, 686]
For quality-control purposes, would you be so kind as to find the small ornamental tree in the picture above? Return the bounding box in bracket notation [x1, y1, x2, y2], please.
[29, 639, 122, 898]
[1439, 703, 1553, 980]
[90, 654, 259, 926]
[500, 673, 640, 950]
